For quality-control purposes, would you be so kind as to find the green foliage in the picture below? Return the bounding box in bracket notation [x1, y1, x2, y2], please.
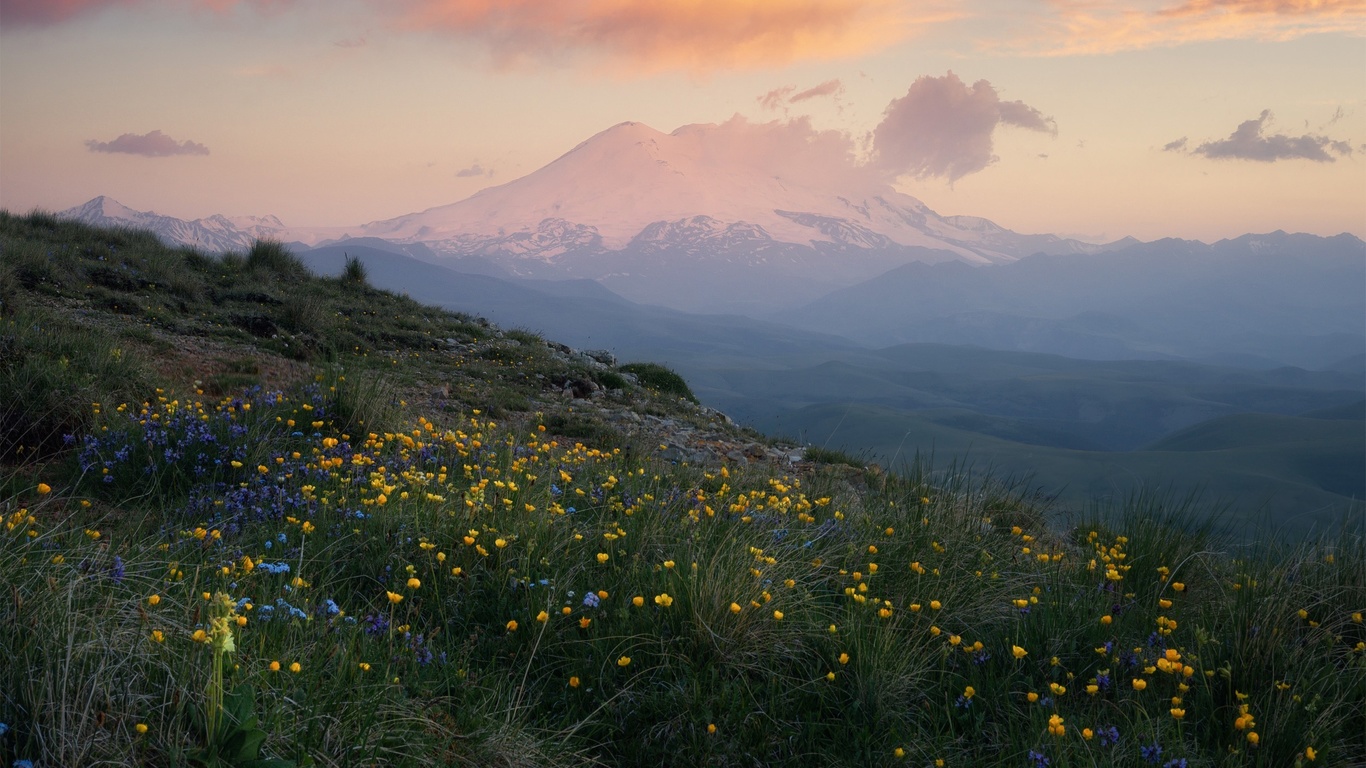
[503, 327, 543, 346]
[542, 411, 618, 447]
[323, 370, 401, 436]
[340, 255, 368, 287]
[244, 240, 309, 282]
[191, 684, 296, 768]
[591, 368, 628, 391]
[803, 445, 867, 468]
[0, 308, 154, 463]
[619, 362, 698, 403]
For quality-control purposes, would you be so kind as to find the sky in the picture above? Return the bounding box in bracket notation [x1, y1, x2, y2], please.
[1, 0, 1363, 243]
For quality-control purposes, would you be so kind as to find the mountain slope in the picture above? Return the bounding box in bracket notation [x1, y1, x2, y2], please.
[297, 244, 862, 366]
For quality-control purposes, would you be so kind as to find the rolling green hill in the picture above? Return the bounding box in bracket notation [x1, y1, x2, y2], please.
[754, 402, 1362, 537]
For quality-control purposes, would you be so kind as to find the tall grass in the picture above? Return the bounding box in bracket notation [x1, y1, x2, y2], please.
[3, 380, 1361, 765]
[0, 308, 155, 464]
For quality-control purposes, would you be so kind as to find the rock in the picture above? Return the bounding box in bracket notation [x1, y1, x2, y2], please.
[584, 349, 616, 367]
[566, 378, 599, 399]
[234, 315, 278, 338]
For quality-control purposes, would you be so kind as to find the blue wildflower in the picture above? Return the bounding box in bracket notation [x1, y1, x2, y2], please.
[1141, 741, 1163, 764]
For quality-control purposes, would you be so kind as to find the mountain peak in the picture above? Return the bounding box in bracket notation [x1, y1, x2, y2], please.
[58, 196, 287, 253]
[69, 195, 138, 219]
[361, 119, 990, 256]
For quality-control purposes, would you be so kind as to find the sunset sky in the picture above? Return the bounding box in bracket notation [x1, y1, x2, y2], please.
[1, 0, 1362, 243]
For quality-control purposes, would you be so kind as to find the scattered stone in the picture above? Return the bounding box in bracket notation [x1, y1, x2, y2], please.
[584, 349, 616, 367]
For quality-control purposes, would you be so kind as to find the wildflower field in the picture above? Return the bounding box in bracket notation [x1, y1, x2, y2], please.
[1, 213, 1364, 766]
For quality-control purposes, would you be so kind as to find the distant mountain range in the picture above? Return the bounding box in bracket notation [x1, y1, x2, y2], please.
[57, 120, 1138, 313]
[58, 195, 289, 253]
[777, 230, 1366, 368]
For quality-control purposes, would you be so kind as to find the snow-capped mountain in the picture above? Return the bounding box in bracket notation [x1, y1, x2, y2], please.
[360, 121, 1111, 267]
[58, 196, 288, 253]
[54, 120, 1131, 313]
[346, 120, 1127, 311]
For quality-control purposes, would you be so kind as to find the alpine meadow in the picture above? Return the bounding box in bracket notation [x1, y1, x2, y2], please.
[1, 211, 1362, 767]
[3, 1, 1364, 766]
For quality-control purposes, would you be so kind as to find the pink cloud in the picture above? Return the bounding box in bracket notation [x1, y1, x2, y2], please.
[1023, 0, 1366, 55]
[0, 0, 290, 26]
[871, 71, 1055, 182]
[392, 0, 921, 73]
[671, 114, 878, 192]
[86, 130, 210, 157]
[758, 85, 797, 111]
[1184, 110, 1354, 162]
[0, 0, 137, 24]
[2, 0, 964, 75]
[790, 78, 843, 103]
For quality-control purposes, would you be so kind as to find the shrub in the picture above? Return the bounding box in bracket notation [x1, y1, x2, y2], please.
[619, 362, 697, 403]
[341, 255, 369, 286]
[245, 240, 309, 281]
[803, 445, 866, 468]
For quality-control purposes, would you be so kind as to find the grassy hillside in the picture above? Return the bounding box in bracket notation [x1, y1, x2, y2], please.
[2, 213, 1364, 767]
